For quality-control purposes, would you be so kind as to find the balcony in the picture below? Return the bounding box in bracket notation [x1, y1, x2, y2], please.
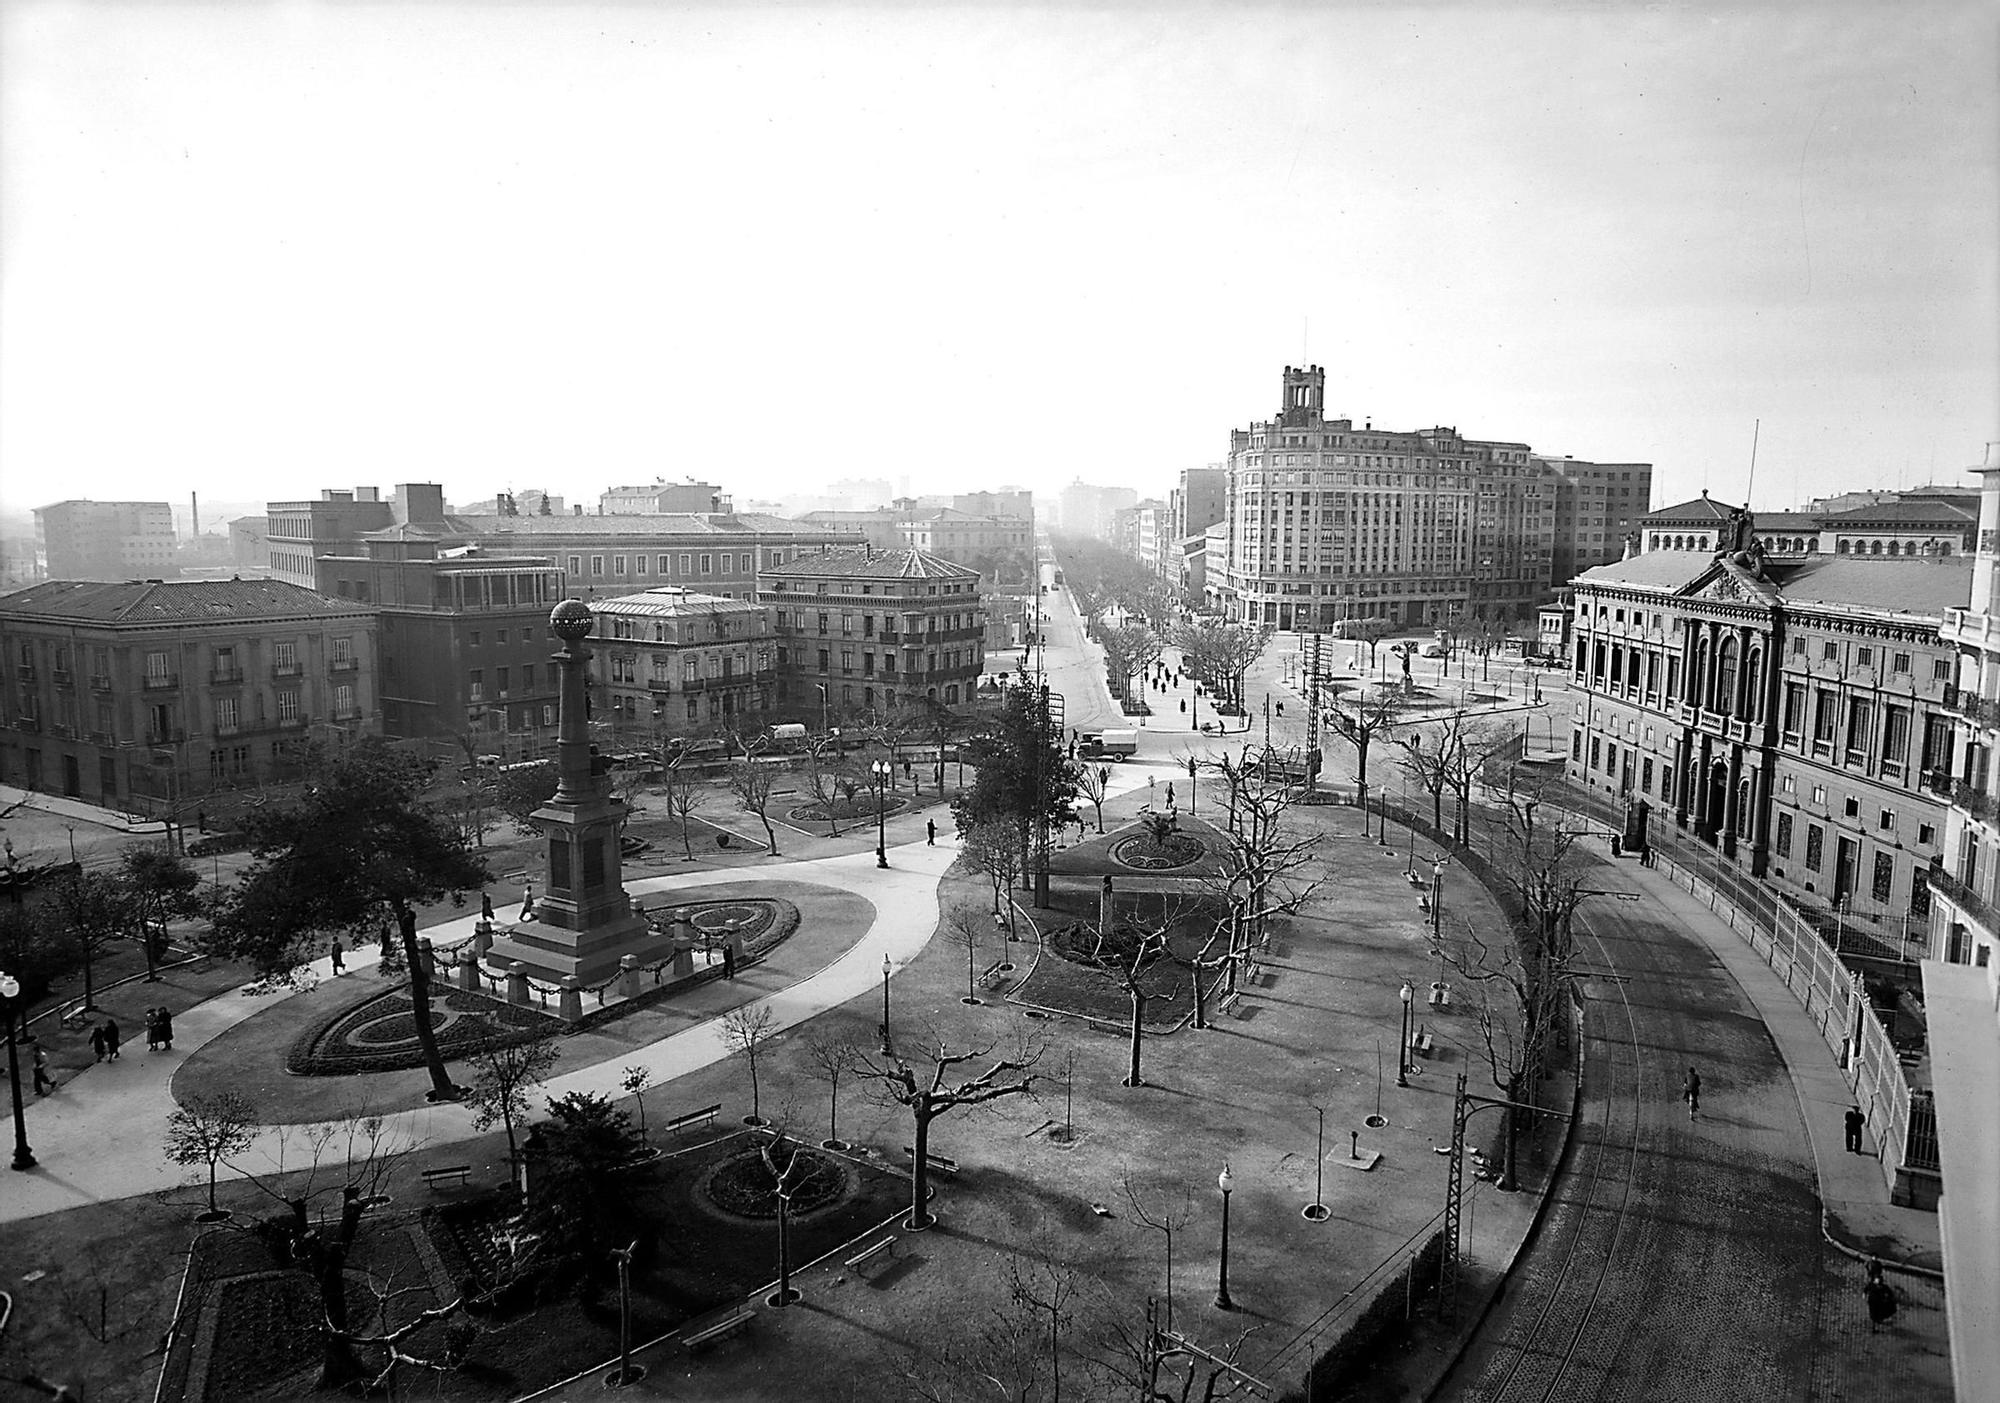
[332, 706, 361, 722]
[277, 714, 308, 729]
[1947, 777, 2000, 827]
[145, 728, 186, 745]
[11, 714, 39, 733]
[88, 730, 111, 744]
[273, 664, 301, 678]
[89, 674, 112, 691]
[14, 666, 33, 684]
[1926, 860, 1999, 937]
[142, 673, 179, 691]
[51, 668, 74, 689]
[1920, 768, 1954, 800]
[216, 721, 241, 737]
[1945, 687, 2000, 729]
[331, 657, 357, 672]
[211, 668, 245, 686]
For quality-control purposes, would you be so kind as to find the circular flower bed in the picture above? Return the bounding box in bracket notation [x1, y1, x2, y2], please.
[787, 794, 912, 823]
[1045, 920, 1171, 970]
[287, 988, 562, 1075]
[699, 1147, 850, 1219]
[1111, 831, 1204, 870]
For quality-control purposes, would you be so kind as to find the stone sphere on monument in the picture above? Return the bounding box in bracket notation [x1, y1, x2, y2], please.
[551, 598, 595, 639]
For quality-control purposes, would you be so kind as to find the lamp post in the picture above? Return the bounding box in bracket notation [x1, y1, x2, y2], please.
[1430, 860, 1446, 944]
[1, 972, 34, 1171]
[1397, 982, 1413, 1088]
[1213, 1162, 1235, 1310]
[881, 953, 893, 1053]
[816, 683, 829, 736]
[870, 760, 891, 869]
[1190, 681, 1201, 732]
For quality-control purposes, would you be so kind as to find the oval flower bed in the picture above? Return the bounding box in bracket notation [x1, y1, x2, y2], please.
[787, 794, 911, 823]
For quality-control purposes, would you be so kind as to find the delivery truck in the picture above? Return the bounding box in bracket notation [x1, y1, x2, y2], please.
[1080, 729, 1140, 761]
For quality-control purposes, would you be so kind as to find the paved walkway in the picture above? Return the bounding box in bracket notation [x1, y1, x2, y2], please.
[0, 761, 1162, 1225]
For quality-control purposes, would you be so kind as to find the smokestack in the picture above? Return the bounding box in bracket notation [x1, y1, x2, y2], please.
[190, 491, 198, 542]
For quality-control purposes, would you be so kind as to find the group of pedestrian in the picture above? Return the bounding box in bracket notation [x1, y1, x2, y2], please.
[143, 1006, 175, 1052]
[86, 1018, 121, 1061]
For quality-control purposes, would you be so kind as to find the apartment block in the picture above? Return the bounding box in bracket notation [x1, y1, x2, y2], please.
[588, 588, 777, 741]
[34, 500, 179, 582]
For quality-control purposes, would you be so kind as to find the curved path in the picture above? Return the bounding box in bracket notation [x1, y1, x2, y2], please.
[1, 761, 1165, 1226]
[1436, 860, 1952, 1402]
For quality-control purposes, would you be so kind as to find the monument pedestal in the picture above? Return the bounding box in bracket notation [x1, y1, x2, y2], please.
[483, 907, 659, 988]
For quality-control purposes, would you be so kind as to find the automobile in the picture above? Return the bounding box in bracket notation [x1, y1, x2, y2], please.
[1421, 643, 1446, 658]
[1080, 729, 1139, 761]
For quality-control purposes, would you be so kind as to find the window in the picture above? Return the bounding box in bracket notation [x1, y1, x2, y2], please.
[522, 664, 535, 689]
[1791, 636, 1806, 656]
[658, 556, 671, 574]
[590, 556, 605, 576]
[684, 657, 699, 682]
[469, 670, 484, 702]
[614, 555, 627, 576]
[216, 695, 240, 733]
[1871, 852, 1894, 904]
[1805, 824, 1824, 872]
[1933, 658, 1952, 682]
[1812, 693, 1837, 745]
[700, 553, 713, 574]
[497, 667, 510, 696]
[277, 690, 300, 722]
[334, 683, 354, 717]
[1812, 784, 1826, 804]
[1823, 641, 1838, 661]
[1845, 699, 1873, 763]
[1776, 812, 1794, 858]
[331, 637, 352, 666]
[1893, 652, 1910, 674]
[1857, 647, 1873, 667]
[1843, 796, 1859, 819]
[569, 555, 582, 574]
[679, 554, 692, 575]
[1882, 706, 1910, 772]
[1879, 808, 1895, 831]
[1919, 823, 1936, 846]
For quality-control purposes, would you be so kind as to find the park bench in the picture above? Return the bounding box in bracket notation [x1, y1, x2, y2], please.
[902, 1146, 959, 1177]
[844, 1238, 896, 1274]
[682, 1305, 756, 1349]
[664, 1103, 723, 1137]
[1412, 1030, 1435, 1058]
[977, 961, 1010, 991]
[421, 1165, 473, 1192]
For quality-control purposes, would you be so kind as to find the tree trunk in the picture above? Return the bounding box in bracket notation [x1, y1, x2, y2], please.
[1125, 989, 1146, 1086]
[1431, 785, 1444, 835]
[314, 1228, 364, 1388]
[681, 816, 694, 860]
[399, 905, 459, 1101]
[759, 812, 779, 855]
[910, 1102, 935, 1229]
[1501, 1072, 1522, 1191]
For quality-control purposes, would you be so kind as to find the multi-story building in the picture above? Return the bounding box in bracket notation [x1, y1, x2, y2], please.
[228, 516, 272, 572]
[598, 481, 729, 515]
[588, 588, 777, 741]
[1640, 492, 1976, 563]
[895, 507, 1035, 588]
[758, 547, 985, 725]
[1170, 468, 1229, 557]
[33, 501, 179, 582]
[314, 539, 563, 757]
[0, 579, 377, 812]
[1816, 500, 1975, 559]
[1539, 456, 1654, 584]
[953, 489, 1034, 522]
[266, 486, 403, 587]
[1057, 482, 1138, 539]
[1919, 443, 2000, 1399]
[1566, 530, 1966, 923]
[1213, 365, 1563, 629]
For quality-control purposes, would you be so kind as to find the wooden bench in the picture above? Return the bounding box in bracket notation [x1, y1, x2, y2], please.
[682, 1305, 755, 1349]
[844, 1238, 896, 1274]
[1412, 1030, 1435, 1058]
[664, 1103, 723, 1137]
[977, 961, 1010, 991]
[421, 1165, 472, 1192]
[902, 1146, 959, 1177]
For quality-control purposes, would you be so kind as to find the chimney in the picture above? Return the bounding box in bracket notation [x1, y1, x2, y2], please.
[393, 484, 446, 527]
[355, 487, 381, 504]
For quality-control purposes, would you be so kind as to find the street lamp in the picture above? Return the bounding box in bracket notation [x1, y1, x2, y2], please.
[869, 760, 891, 869]
[1213, 1162, 1235, 1310]
[881, 953, 893, 1053]
[1, 972, 34, 1171]
[1397, 982, 1413, 1088]
[1431, 860, 1446, 945]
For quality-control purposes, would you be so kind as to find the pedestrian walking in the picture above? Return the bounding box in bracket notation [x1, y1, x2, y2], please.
[88, 1023, 106, 1062]
[1609, 834, 1622, 858]
[158, 1007, 174, 1050]
[330, 936, 346, 974]
[1165, 782, 1176, 808]
[520, 884, 537, 922]
[31, 1040, 54, 1095]
[722, 943, 736, 980]
[1864, 1261, 1897, 1332]
[144, 1007, 161, 1052]
[1682, 1066, 1701, 1119]
[481, 892, 495, 921]
[102, 1017, 121, 1061]
[1845, 1104, 1867, 1153]
[926, 819, 936, 845]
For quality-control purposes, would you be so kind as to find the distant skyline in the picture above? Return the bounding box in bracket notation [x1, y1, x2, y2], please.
[3, 4, 1995, 528]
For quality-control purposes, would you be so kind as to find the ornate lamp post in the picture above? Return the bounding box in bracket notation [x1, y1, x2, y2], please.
[1431, 860, 1446, 944]
[870, 760, 891, 869]
[881, 953, 893, 1053]
[1213, 1162, 1235, 1310]
[1397, 982, 1414, 1088]
[1, 972, 35, 1170]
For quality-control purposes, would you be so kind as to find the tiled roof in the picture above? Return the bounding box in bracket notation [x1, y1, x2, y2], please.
[0, 578, 372, 624]
[1574, 551, 1716, 591]
[762, 547, 980, 581]
[1813, 501, 1975, 527]
[1751, 512, 1821, 531]
[458, 513, 855, 539]
[1643, 496, 1738, 522]
[1769, 557, 1972, 616]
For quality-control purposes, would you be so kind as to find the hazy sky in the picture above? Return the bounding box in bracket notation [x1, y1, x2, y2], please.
[3, 2, 1995, 528]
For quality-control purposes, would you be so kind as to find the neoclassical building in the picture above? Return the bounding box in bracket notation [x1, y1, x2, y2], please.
[1567, 533, 1968, 923]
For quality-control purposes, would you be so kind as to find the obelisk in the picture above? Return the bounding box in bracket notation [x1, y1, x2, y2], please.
[483, 599, 662, 985]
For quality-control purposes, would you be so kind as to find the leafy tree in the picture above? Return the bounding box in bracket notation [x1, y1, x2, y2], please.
[853, 1027, 1044, 1230]
[493, 759, 559, 833]
[466, 1028, 563, 1162]
[956, 685, 1079, 906]
[523, 1091, 647, 1268]
[164, 1090, 258, 1219]
[47, 869, 133, 1011]
[119, 844, 203, 980]
[204, 739, 491, 1101]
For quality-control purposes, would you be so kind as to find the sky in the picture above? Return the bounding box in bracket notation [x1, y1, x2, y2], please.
[2, 2, 1995, 530]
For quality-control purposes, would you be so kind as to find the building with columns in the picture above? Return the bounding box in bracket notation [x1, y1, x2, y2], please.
[1566, 531, 1966, 926]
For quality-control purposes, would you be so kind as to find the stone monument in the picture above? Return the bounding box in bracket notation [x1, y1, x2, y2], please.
[483, 599, 664, 986]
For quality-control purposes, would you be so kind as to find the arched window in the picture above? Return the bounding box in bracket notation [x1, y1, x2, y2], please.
[1745, 646, 1764, 719]
[1694, 636, 1712, 705]
[1870, 540, 1883, 556]
[1888, 541, 1901, 557]
[1737, 778, 1756, 835]
[1837, 539, 1851, 555]
[1715, 637, 1739, 714]
[1941, 542, 1953, 556]
[1807, 539, 1819, 554]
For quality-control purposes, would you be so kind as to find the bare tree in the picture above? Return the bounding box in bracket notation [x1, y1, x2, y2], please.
[465, 1027, 563, 1162]
[949, 911, 985, 1003]
[1199, 749, 1325, 997]
[619, 1063, 655, 1141]
[164, 1091, 258, 1219]
[802, 1031, 864, 1148]
[1078, 764, 1112, 834]
[729, 757, 785, 855]
[1324, 686, 1405, 816]
[1398, 709, 1507, 844]
[47, 869, 132, 1011]
[662, 757, 704, 859]
[720, 1004, 779, 1124]
[961, 816, 1023, 938]
[852, 1027, 1045, 1229]
[803, 735, 846, 836]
